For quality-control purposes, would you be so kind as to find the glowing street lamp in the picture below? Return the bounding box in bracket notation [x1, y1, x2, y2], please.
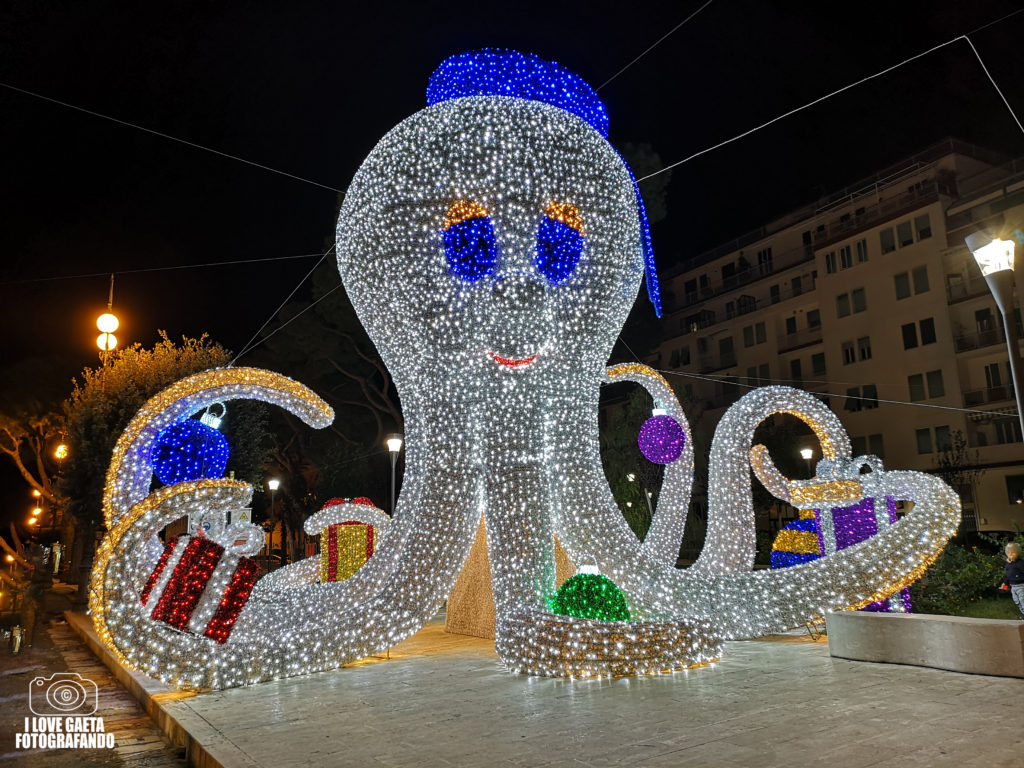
[800, 447, 814, 477]
[96, 274, 120, 360]
[965, 233, 1024, 439]
[385, 433, 403, 516]
[54, 443, 69, 460]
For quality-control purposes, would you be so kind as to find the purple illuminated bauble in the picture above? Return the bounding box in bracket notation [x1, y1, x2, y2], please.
[637, 415, 685, 465]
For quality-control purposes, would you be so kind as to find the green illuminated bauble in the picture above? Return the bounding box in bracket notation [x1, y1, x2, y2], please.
[549, 573, 631, 621]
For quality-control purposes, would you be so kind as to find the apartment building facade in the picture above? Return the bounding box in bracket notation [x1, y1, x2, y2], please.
[650, 139, 1024, 533]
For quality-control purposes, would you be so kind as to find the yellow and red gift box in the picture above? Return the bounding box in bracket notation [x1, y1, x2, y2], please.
[305, 497, 392, 583]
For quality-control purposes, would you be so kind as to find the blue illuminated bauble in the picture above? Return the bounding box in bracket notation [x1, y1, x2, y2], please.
[150, 420, 230, 485]
[443, 216, 498, 281]
[536, 217, 584, 284]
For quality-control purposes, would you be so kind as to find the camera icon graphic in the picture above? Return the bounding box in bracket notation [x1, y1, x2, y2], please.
[29, 672, 98, 716]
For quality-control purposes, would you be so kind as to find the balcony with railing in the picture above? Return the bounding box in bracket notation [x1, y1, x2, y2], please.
[777, 326, 824, 354]
[669, 276, 817, 338]
[946, 276, 990, 304]
[963, 384, 1016, 408]
[699, 350, 737, 374]
[674, 244, 815, 309]
[954, 327, 1005, 353]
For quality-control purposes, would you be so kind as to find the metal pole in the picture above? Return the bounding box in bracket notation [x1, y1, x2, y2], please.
[984, 270, 1024, 440]
[390, 452, 398, 517]
[269, 488, 276, 572]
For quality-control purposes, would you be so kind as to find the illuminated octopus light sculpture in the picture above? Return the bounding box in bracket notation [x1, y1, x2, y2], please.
[91, 50, 961, 690]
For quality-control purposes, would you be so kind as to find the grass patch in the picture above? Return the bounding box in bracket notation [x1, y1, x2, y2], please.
[953, 597, 1022, 620]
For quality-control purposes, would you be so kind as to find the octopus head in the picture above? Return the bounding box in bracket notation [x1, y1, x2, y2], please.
[336, 51, 659, 386]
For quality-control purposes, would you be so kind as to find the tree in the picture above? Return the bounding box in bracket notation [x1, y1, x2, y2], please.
[0, 358, 74, 508]
[60, 333, 268, 602]
[933, 429, 984, 529]
[252, 260, 402, 448]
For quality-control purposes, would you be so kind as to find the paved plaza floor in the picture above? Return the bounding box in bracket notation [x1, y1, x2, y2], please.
[148, 615, 1022, 768]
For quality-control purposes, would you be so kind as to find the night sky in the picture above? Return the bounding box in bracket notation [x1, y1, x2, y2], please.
[2, 1, 1024, 517]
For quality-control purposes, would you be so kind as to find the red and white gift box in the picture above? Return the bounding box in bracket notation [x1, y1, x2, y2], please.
[140, 522, 263, 643]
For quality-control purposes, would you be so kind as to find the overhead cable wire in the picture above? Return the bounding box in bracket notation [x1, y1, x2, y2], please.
[233, 281, 343, 363]
[653, 365, 1018, 418]
[0, 81, 344, 193]
[0, 252, 325, 286]
[230, 247, 334, 366]
[596, 0, 715, 91]
[636, 10, 1024, 183]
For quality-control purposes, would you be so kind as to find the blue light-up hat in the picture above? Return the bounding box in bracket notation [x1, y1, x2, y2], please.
[426, 49, 662, 317]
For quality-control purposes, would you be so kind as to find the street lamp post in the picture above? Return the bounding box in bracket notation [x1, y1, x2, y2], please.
[96, 275, 120, 365]
[627, 473, 655, 518]
[385, 433, 403, 516]
[965, 233, 1024, 439]
[267, 478, 280, 572]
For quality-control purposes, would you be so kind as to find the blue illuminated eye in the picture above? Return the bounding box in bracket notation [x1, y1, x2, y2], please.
[535, 202, 584, 284]
[442, 200, 497, 281]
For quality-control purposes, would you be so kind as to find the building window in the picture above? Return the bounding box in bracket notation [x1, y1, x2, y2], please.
[770, 284, 780, 304]
[908, 373, 926, 401]
[757, 247, 774, 274]
[995, 418, 1023, 445]
[919, 317, 936, 345]
[902, 322, 918, 349]
[856, 238, 869, 262]
[725, 300, 736, 318]
[894, 272, 911, 299]
[836, 293, 851, 317]
[897, 221, 914, 247]
[926, 369, 944, 398]
[744, 319, 769, 347]
[825, 252, 837, 273]
[845, 387, 862, 411]
[916, 428, 933, 454]
[790, 358, 802, 382]
[680, 346, 690, 366]
[862, 384, 878, 408]
[851, 435, 866, 453]
[1006, 475, 1024, 504]
[807, 309, 821, 328]
[914, 214, 932, 240]
[747, 365, 757, 384]
[841, 341, 855, 365]
[811, 352, 826, 375]
[840, 245, 853, 269]
[852, 287, 866, 313]
[785, 316, 797, 335]
[880, 229, 896, 254]
[858, 336, 872, 361]
[935, 425, 952, 452]
[684, 278, 697, 302]
[912, 265, 929, 294]
[792, 276, 803, 297]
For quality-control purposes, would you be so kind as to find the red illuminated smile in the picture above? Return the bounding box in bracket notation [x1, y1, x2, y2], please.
[489, 351, 538, 368]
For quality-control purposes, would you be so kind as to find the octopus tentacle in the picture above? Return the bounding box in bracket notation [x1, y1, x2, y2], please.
[603, 363, 694, 566]
[93, 371, 484, 689]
